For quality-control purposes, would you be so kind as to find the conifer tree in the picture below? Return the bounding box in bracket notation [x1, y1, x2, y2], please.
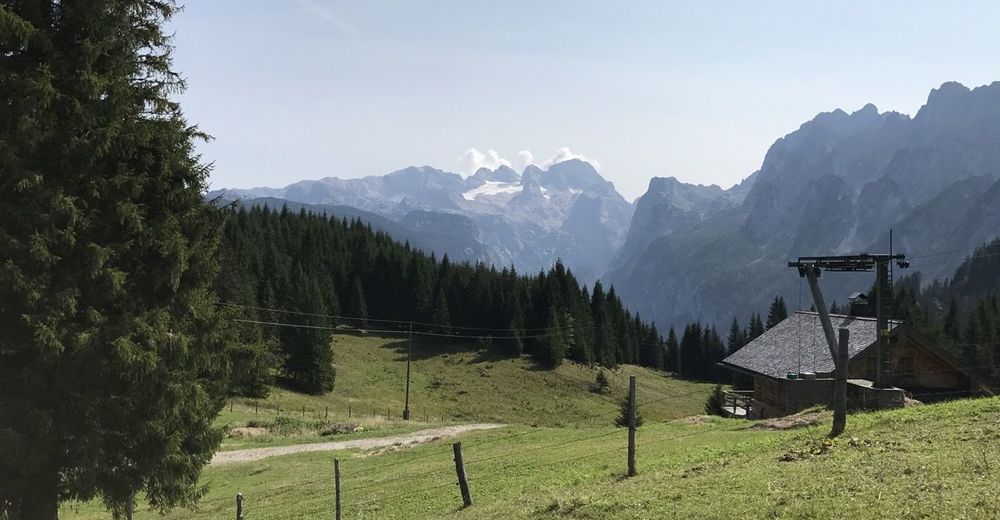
[281, 267, 335, 394]
[704, 384, 726, 416]
[0, 3, 233, 517]
[432, 286, 451, 335]
[536, 306, 567, 368]
[727, 317, 745, 353]
[615, 393, 644, 427]
[665, 326, 680, 373]
[348, 276, 368, 328]
[766, 296, 788, 329]
[592, 369, 611, 394]
[749, 313, 766, 340]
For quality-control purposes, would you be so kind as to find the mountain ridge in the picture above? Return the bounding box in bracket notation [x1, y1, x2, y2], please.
[608, 81, 1000, 329]
[208, 158, 635, 281]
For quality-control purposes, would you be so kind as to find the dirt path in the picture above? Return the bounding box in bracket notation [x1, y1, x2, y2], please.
[211, 423, 505, 466]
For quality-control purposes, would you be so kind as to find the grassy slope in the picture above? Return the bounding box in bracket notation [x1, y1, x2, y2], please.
[63, 396, 1000, 519]
[218, 332, 716, 429]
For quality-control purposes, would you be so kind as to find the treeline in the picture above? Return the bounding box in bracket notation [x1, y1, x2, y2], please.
[669, 296, 788, 381]
[215, 205, 671, 395]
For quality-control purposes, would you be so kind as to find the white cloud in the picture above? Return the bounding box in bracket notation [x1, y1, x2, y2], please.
[514, 150, 535, 171]
[458, 148, 511, 174]
[541, 147, 601, 170]
[457, 147, 600, 175]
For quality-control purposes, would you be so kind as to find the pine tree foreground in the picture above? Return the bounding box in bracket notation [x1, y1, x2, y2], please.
[1, 3, 232, 518]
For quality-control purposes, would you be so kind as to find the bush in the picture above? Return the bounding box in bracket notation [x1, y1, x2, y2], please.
[704, 384, 726, 416]
[320, 422, 361, 436]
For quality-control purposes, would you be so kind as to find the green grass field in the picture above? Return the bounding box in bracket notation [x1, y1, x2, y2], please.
[64, 333, 1000, 518]
[216, 332, 717, 430]
[63, 396, 1000, 519]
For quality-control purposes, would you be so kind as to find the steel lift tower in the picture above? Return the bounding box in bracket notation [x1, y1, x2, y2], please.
[788, 253, 909, 389]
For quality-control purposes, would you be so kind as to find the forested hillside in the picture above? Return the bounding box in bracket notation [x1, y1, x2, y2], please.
[214, 205, 669, 395]
[890, 238, 1000, 379]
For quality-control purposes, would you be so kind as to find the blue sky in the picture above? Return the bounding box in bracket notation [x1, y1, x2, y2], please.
[170, 1, 1000, 199]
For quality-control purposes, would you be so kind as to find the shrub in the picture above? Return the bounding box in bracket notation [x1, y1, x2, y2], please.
[704, 384, 726, 416]
[591, 369, 611, 394]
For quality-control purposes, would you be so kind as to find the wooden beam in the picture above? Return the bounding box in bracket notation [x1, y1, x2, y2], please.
[803, 267, 841, 368]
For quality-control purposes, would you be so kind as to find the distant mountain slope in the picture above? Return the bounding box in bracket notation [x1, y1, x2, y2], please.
[608, 81, 1000, 329]
[223, 197, 498, 266]
[209, 159, 634, 280]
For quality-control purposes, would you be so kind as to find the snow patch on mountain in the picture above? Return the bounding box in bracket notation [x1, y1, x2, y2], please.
[462, 181, 524, 201]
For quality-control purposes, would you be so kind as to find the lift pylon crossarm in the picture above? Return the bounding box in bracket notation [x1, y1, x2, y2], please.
[787, 251, 909, 389]
[787, 253, 908, 273]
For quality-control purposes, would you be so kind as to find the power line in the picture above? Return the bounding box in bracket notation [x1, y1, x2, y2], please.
[909, 249, 1000, 269]
[220, 301, 676, 349]
[232, 317, 556, 340]
[217, 301, 557, 333]
[909, 244, 992, 261]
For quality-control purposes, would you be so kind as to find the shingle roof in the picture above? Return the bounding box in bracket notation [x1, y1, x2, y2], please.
[721, 311, 900, 379]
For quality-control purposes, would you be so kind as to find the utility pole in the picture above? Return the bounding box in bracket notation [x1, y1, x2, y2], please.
[403, 322, 412, 420]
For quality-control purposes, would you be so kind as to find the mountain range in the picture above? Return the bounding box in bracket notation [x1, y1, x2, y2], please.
[607, 81, 1000, 328]
[211, 81, 1000, 330]
[209, 159, 633, 282]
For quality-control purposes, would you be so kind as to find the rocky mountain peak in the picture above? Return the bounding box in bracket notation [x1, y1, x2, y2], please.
[471, 165, 521, 184]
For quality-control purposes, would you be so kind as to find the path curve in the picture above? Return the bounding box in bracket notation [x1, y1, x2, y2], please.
[211, 423, 505, 466]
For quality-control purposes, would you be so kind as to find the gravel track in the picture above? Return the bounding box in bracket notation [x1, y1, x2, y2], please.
[211, 423, 505, 466]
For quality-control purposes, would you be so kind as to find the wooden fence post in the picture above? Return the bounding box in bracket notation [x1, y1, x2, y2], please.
[348, 405, 352, 418]
[236, 493, 243, 520]
[325, 406, 329, 419]
[627, 375, 637, 477]
[334, 458, 342, 520]
[453, 442, 473, 507]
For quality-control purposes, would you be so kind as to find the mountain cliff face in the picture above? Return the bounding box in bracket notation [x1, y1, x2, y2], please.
[608, 81, 1000, 329]
[209, 159, 634, 280]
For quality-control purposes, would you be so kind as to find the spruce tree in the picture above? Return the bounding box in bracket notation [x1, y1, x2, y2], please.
[281, 267, 335, 394]
[704, 384, 726, 416]
[749, 313, 766, 340]
[665, 327, 680, 373]
[765, 296, 788, 329]
[943, 299, 961, 343]
[615, 394, 644, 427]
[348, 276, 368, 328]
[431, 286, 451, 335]
[727, 317, 745, 353]
[536, 306, 567, 368]
[1, 3, 233, 517]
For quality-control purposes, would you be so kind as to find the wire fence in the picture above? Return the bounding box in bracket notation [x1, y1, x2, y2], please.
[200, 356, 1000, 520]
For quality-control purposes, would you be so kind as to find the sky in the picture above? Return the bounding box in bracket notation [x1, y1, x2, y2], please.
[169, 1, 1000, 200]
